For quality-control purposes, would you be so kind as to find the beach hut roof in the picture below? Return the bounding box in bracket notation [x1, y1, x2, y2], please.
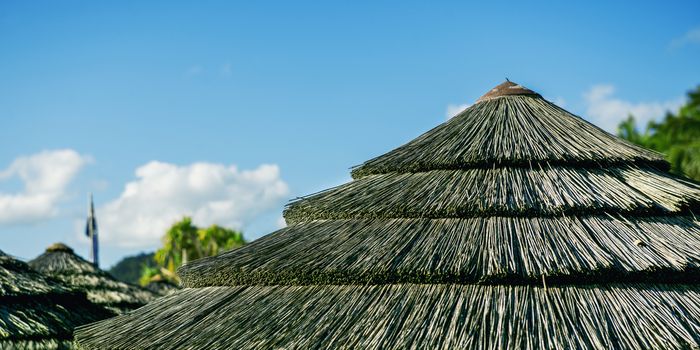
[76, 81, 700, 349]
[29, 243, 159, 314]
[0, 249, 113, 349]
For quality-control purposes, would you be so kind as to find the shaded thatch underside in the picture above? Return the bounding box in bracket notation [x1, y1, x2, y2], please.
[29, 249, 157, 313]
[181, 216, 700, 286]
[351, 95, 666, 178]
[77, 284, 700, 349]
[285, 165, 700, 223]
[0, 251, 113, 349]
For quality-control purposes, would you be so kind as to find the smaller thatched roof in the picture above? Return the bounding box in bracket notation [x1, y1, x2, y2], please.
[29, 243, 159, 314]
[0, 249, 113, 349]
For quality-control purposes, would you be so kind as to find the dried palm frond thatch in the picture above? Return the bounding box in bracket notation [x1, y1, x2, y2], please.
[29, 243, 159, 314]
[75, 283, 700, 349]
[76, 81, 700, 349]
[0, 249, 113, 349]
[350, 92, 667, 178]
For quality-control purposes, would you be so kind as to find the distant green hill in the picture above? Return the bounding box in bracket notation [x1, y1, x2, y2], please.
[108, 252, 157, 285]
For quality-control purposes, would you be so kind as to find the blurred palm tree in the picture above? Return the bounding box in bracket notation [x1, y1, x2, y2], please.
[199, 224, 246, 257]
[143, 217, 246, 286]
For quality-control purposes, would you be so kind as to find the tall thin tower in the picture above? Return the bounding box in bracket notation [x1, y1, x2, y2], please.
[85, 193, 99, 268]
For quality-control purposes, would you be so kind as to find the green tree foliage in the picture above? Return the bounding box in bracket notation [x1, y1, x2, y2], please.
[139, 265, 161, 286]
[154, 217, 199, 272]
[108, 252, 157, 285]
[199, 224, 246, 257]
[142, 217, 246, 285]
[617, 85, 700, 181]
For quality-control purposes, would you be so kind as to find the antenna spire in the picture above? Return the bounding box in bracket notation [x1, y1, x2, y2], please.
[85, 193, 99, 268]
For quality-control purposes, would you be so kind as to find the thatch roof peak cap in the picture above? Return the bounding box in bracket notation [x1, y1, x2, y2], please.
[476, 80, 541, 103]
[46, 242, 74, 253]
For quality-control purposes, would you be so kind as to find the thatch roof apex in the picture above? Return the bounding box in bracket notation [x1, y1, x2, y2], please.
[46, 242, 73, 253]
[350, 89, 667, 178]
[475, 80, 541, 102]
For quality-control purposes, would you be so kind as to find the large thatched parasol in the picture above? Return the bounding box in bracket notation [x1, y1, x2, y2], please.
[75, 81, 700, 349]
[0, 249, 113, 349]
[29, 243, 159, 314]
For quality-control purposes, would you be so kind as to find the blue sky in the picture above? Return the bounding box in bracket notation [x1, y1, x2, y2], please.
[1, 1, 699, 267]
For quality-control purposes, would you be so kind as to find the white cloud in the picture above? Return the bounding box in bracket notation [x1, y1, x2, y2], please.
[583, 84, 684, 133]
[670, 27, 700, 49]
[445, 104, 470, 119]
[98, 161, 289, 248]
[0, 149, 90, 225]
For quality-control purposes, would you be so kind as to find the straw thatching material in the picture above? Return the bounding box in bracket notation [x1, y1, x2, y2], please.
[285, 166, 700, 223]
[77, 284, 700, 349]
[0, 250, 113, 349]
[179, 215, 700, 286]
[75, 82, 700, 349]
[350, 94, 666, 178]
[29, 244, 159, 314]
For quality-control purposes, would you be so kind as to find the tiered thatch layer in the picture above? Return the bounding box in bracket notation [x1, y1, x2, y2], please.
[76, 81, 700, 349]
[29, 243, 158, 314]
[0, 250, 113, 349]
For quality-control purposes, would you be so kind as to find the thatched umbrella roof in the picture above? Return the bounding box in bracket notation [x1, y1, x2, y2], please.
[75, 81, 700, 349]
[0, 249, 113, 349]
[29, 243, 159, 314]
